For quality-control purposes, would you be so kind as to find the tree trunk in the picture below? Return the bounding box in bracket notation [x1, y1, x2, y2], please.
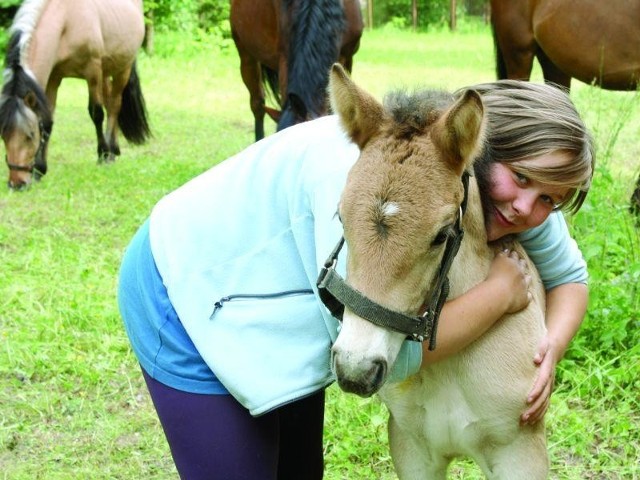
[412, 0, 418, 31]
[143, 10, 155, 55]
[450, 0, 457, 31]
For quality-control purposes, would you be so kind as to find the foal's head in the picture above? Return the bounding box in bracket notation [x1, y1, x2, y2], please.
[328, 64, 485, 396]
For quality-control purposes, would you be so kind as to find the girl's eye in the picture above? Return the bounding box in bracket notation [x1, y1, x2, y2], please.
[540, 194, 554, 206]
[515, 172, 529, 185]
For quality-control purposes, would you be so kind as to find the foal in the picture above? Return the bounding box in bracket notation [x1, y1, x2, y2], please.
[325, 64, 548, 479]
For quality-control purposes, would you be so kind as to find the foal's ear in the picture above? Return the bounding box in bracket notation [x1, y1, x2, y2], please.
[431, 89, 485, 175]
[328, 63, 384, 149]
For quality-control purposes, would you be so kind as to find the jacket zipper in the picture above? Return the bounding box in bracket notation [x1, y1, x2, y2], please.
[210, 289, 314, 319]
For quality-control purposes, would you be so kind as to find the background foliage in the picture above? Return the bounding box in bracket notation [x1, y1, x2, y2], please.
[0, 3, 639, 479]
[0, 0, 490, 50]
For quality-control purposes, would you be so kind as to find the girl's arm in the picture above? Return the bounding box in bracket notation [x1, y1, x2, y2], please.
[421, 249, 532, 364]
[521, 282, 588, 424]
[516, 212, 589, 424]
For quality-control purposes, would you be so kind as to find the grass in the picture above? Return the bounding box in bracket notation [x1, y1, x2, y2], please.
[1, 26, 639, 478]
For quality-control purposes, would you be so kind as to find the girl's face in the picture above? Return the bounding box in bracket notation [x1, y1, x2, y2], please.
[485, 153, 571, 241]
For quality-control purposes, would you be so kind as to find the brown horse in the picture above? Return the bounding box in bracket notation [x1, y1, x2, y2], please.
[230, 0, 363, 141]
[490, 0, 640, 90]
[322, 64, 548, 478]
[0, 0, 151, 189]
[490, 0, 640, 217]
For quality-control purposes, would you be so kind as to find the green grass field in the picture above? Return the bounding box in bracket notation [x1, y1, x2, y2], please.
[1, 26, 638, 479]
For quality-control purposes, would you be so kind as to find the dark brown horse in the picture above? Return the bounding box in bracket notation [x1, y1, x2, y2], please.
[490, 0, 640, 91]
[490, 0, 640, 216]
[0, 0, 151, 189]
[230, 0, 363, 141]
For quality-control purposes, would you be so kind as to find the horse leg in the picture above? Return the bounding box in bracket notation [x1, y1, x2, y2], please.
[85, 67, 111, 163]
[102, 69, 132, 162]
[536, 49, 572, 90]
[498, 43, 536, 81]
[490, 3, 536, 81]
[338, 41, 359, 73]
[235, 46, 266, 141]
[37, 78, 63, 177]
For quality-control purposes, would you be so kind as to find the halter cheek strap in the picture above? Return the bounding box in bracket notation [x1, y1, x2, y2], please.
[317, 172, 469, 350]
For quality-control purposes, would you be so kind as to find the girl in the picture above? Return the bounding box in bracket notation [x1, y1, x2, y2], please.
[118, 79, 593, 479]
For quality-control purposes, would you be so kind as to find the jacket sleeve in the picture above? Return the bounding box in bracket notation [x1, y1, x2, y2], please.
[517, 211, 588, 290]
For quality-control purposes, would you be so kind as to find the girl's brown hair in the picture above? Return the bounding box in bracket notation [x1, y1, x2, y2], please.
[458, 80, 595, 214]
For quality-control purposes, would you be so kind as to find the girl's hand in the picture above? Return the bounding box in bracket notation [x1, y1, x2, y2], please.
[521, 335, 557, 425]
[488, 248, 532, 314]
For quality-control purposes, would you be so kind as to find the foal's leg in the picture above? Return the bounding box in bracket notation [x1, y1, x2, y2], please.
[388, 418, 449, 480]
[476, 430, 549, 480]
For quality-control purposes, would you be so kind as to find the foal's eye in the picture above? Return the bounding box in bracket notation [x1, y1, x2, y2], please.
[432, 227, 450, 246]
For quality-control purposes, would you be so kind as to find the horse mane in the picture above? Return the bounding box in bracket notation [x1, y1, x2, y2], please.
[285, 0, 346, 114]
[0, 29, 52, 136]
[8, 0, 48, 66]
[382, 88, 455, 138]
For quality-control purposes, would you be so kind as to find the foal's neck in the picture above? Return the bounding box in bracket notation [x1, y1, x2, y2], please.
[448, 177, 493, 298]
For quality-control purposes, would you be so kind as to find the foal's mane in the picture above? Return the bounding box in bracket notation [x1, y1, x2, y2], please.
[382, 89, 455, 138]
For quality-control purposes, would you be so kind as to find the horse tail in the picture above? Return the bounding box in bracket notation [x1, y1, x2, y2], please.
[490, 18, 508, 80]
[118, 60, 151, 144]
[261, 64, 281, 107]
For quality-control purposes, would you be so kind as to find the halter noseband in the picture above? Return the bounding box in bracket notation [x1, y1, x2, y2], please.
[317, 172, 470, 351]
[5, 120, 50, 173]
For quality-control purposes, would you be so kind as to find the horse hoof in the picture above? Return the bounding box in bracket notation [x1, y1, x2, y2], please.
[98, 152, 116, 164]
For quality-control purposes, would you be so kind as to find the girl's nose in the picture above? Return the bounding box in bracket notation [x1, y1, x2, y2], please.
[512, 191, 537, 217]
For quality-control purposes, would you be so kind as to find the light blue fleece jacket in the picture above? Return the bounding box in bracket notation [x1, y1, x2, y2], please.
[146, 115, 586, 415]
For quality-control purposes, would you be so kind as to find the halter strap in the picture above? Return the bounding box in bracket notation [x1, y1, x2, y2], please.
[317, 172, 470, 350]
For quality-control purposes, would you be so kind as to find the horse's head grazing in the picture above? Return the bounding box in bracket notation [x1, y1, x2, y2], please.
[0, 38, 52, 190]
[1, 90, 48, 189]
[328, 64, 486, 396]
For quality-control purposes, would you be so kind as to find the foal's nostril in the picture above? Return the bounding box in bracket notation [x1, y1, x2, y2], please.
[372, 359, 387, 386]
